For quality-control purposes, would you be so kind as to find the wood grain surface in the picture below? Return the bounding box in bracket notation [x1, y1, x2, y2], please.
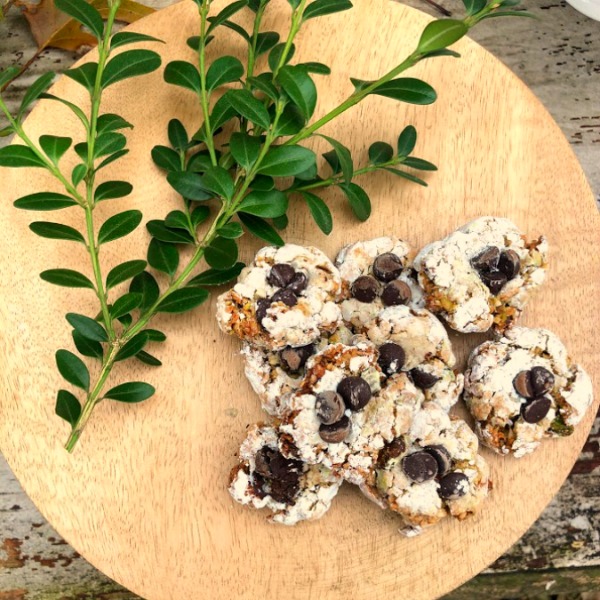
[0, 1, 599, 599]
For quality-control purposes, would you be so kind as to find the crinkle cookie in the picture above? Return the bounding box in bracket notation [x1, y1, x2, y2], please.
[364, 305, 464, 411]
[241, 325, 353, 416]
[335, 237, 424, 331]
[464, 326, 594, 458]
[216, 244, 342, 350]
[359, 404, 491, 537]
[229, 424, 342, 525]
[414, 216, 548, 333]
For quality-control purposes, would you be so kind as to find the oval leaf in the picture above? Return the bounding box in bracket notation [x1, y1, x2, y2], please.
[320, 135, 353, 182]
[55, 389, 81, 427]
[303, 0, 353, 20]
[129, 272, 160, 311]
[278, 65, 317, 119]
[72, 330, 103, 359]
[115, 332, 149, 362]
[229, 132, 261, 170]
[164, 60, 201, 93]
[95, 180, 133, 202]
[339, 182, 371, 222]
[157, 287, 209, 313]
[106, 260, 147, 289]
[111, 292, 143, 320]
[56, 349, 90, 391]
[188, 262, 245, 287]
[202, 166, 234, 200]
[206, 56, 244, 90]
[40, 269, 94, 289]
[225, 89, 270, 130]
[238, 213, 284, 246]
[105, 381, 155, 403]
[0, 145, 47, 168]
[258, 145, 316, 177]
[29, 221, 84, 242]
[102, 50, 161, 88]
[146, 220, 195, 244]
[167, 171, 212, 201]
[55, 0, 104, 39]
[63, 63, 98, 93]
[111, 31, 164, 50]
[136, 351, 162, 367]
[15, 192, 78, 211]
[168, 119, 189, 151]
[205, 237, 239, 270]
[152, 145, 181, 172]
[217, 222, 244, 239]
[417, 19, 469, 54]
[238, 190, 288, 218]
[148, 238, 179, 276]
[368, 141, 394, 165]
[302, 192, 333, 234]
[98, 210, 142, 244]
[39, 135, 71, 165]
[397, 125, 417, 157]
[66, 313, 108, 342]
[367, 78, 437, 105]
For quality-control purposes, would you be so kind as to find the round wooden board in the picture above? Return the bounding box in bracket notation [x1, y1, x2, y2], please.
[1, 1, 599, 598]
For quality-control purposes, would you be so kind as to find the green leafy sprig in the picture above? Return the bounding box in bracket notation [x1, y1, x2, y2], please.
[0, 0, 531, 452]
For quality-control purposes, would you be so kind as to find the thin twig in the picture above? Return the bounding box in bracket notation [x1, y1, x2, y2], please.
[422, 0, 452, 17]
[0, 47, 45, 93]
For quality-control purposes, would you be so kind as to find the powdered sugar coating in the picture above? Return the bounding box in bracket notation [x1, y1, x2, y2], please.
[464, 326, 594, 458]
[414, 217, 548, 333]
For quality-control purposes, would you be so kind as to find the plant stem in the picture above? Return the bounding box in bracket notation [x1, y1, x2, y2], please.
[245, 0, 268, 87]
[272, 0, 308, 79]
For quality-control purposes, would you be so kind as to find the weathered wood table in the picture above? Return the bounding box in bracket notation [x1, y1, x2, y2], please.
[1, 1, 599, 598]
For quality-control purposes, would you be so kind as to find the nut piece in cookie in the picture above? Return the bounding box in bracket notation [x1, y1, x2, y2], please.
[216, 244, 342, 350]
[464, 326, 594, 458]
[360, 404, 491, 536]
[335, 237, 424, 331]
[413, 216, 548, 333]
[229, 424, 342, 525]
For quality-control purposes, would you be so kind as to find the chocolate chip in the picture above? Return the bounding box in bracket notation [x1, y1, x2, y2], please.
[401, 451, 438, 483]
[498, 249, 521, 280]
[439, 472, 469, 500]
[255, 298, 271, 325]
[378, 437, 406, 465]
[479, 270, 508, 295]
[522, 396, 552, 424]
[409, 368, 440, 390]
[269, 477, 301, 504]
[378, 342, 406, 376]
[424, 445, 452, 477]
[530, 366, 555, 397]
[381, 280, 412, 307]
[351, 275, 379, 303]
[319, 415, 352, 443]
[373, 252, 404, 282]
[271, 288, 298, 307]
[267, 263, 296, 288]
[337, 376, 372, 411]
[471, 246, 500, 272]
[279, 344, 314, 374]
[254, 447, 302, 480]
[315, 391, 346, 425]
[513, 370, 534, 399]
[287, 271, 308, 295]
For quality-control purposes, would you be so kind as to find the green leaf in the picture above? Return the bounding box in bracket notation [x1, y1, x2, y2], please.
[136, 351, 162, 367]
[72, 330, 103, 359]
[206, 56, 244, 91]
[94, 180, 133, 202]
[98, 210, 142, 244]
[56, 349, 90, 391]
[96, 149, 129, 171]
[40, 93, 90, 129]
[462, 0, 486, 14]
[14, 192, 78, 211]
[251, 175, 275, 191]
[272, 214, 288, 230]
[402, 156, 437, 171]
[192, 206, 211, 227]
[274, 104, 305, 136]
[164, 60, 201, 93]
[105, 381, 155, 403]
[152, 145, 181, 172]
[102, 50, 161, 87]
[229, 132, 261, 169]
[147, 220, 195, 244]
[480, 10, 536, 19]
[397, 125, 417, 157]
[339, 182, 371, 221]
[55, 389, 81, 427]
[97, 113, 133, 134]
[217, 222, 244, 239]
[320, 135, 353, 182]
[294, 162, 318, 181]
[188, 262, 245, 287]
[94, 132, 127, 158]
[168, 119, 189, 151]
[303, 0, 353, 20]
[422, 49, 461, 59]
[302, 192, 332, 234]
[353, 77, 437, 105]
[148, 238, 179, 276]
[238, 190, 288, 218]
[40, 269, 94, 289]
[63, 63, 98, 93]
[129, 272, 159, 310]
[145, 329, 167, 342]
[39, 135, 71, 165]
[324, 150, 342, 174]
[207, 0, 248, 31]
[417, 19, 469, 54]
[205, 236, 239, 269]
[117, 313, 133, 327]
[299, 62, 331, 75]
[111, 31, 164, 50]
[187, 152, 213, 173]
[66, 313, 108, 342]
[239, 213, 284, 246]
[247, 74, 279, 101]
[106, 260, 147, 289]
[278, 65, 317, 119]
[157, 287, 209, 313]
[384, 167, 428, 186]
[18, 72, 55, 118]
[268, 43, 295, 71]
[255, 31, 280, 56]
[111, 292, 143, 319]
[72, 164, 87, 186]
[29, 221, 84, 243]
[187, 36, 200, 50]
[115, 332, 149, 362]
[225, 89, 270, 130]
[165, 210, 191, 231]
[368, 141, 394, 165]
[210, 94, 238, 131]
[202, 166, 234, 200]
[167, 172, 212, 201]
[0, 145, 47, 168]
[0, 126, 14, 137]
[0, 66, 20, 88]
[258, 145, 316, 177]
[55, 0, 103, 38]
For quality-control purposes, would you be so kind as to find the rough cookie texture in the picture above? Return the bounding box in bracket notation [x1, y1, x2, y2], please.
[360, 404, 490, 536]
[364, 305, 463, 411]
[335, 237, 424, 331]
[216, 244, 342, 350]
[414, 217, 548, 333]
[464, 326, 594, 458]
[229, 424, 342, 525]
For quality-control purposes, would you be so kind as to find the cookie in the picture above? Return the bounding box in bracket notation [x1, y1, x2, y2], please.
[464, 326, 594, 458]
[364, 305, 464, 411]
[413, 217, 548, 333]
[335, 237, 424, 331]
[241, 325, 353, 417]
[360, 404, 491, 536]
[216, 244, 342, 350]
[229, 424, 342, 525]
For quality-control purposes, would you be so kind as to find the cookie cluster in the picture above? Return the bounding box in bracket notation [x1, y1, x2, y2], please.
[218, 217, 593, 533]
